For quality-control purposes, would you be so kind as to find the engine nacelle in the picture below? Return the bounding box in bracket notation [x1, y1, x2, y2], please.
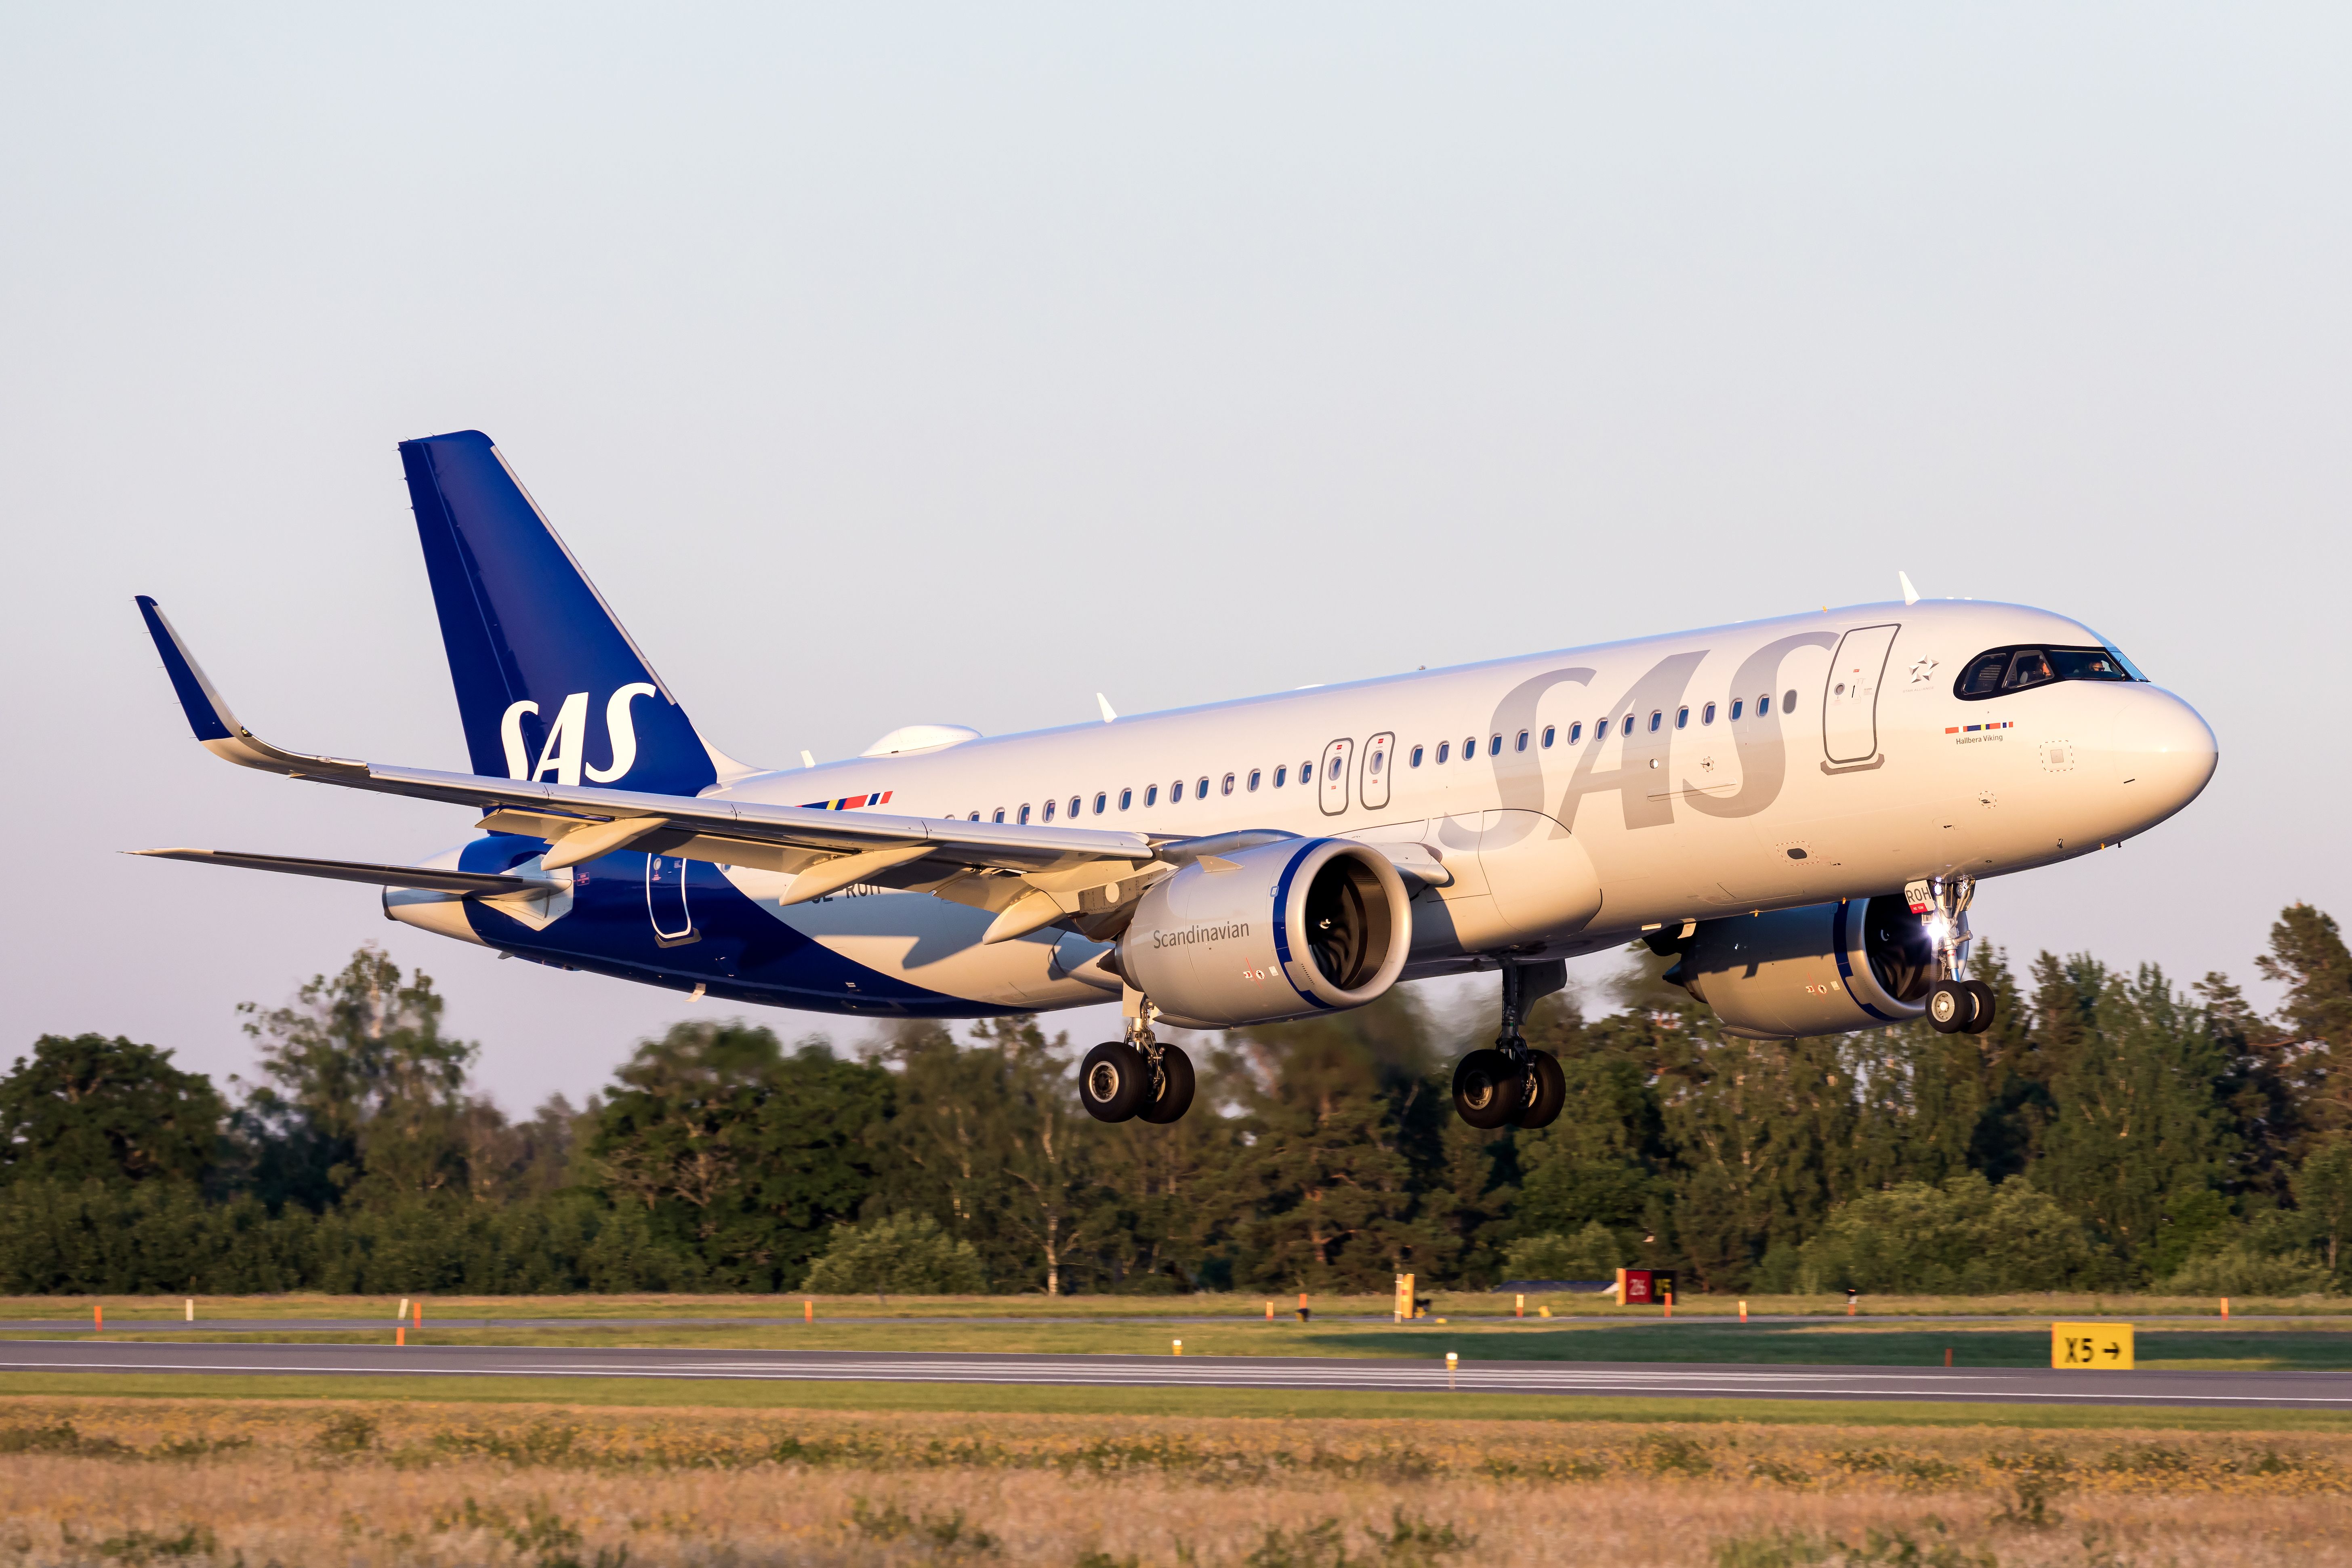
[1118, 838, 1412, 1028]
[1663, 896, 1937, 1040]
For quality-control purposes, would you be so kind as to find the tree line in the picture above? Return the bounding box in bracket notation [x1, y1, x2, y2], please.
[4, 903, 2352, 1297]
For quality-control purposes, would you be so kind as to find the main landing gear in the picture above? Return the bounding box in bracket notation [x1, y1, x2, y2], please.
[1452, 961, 1566, 1130]
[1078, 998, 1195, 1124]
[1914, 874, 1997, 1036]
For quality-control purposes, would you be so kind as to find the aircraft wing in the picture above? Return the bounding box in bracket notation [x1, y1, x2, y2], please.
[135, 595, 1171, 941]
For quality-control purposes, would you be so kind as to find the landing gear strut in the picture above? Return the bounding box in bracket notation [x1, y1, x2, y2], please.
[1452, 960, 1565, 1129]
[1914, 875, 1996, 1036]
[1078, 994, 1196, 1124]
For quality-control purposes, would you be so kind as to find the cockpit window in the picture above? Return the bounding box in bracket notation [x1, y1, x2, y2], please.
[1955, 644, 2140, 701]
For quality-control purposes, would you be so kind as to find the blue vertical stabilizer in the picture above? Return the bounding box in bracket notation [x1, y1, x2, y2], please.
[399, 430, 721, 796]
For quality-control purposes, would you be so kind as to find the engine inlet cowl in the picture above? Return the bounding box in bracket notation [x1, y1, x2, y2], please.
[1663, 895, 1936, 1039]
[1118, 838, 1412, 1028]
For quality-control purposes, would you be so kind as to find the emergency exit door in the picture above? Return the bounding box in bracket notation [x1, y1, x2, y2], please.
[1360, 732, 1395, 810]
[1318, 738, 1354, 816]
[1823, 624, 1900, 764]
[646, 855, 698, 946]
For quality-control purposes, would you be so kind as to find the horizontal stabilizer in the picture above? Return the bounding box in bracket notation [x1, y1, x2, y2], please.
[129, 848, 554, 896]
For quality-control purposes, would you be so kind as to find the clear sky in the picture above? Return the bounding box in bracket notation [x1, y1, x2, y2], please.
[2, 5, 2343, 1112]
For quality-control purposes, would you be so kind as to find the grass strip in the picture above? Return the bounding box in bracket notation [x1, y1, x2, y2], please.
[6, 1370, 2352, 1432]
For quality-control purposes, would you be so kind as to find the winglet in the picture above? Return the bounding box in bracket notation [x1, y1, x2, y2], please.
[1898, 571, 1921, 606]
[135, 595, 241, 743]
[132, 597, 365, 779]
[1096, 692, 1118, 723]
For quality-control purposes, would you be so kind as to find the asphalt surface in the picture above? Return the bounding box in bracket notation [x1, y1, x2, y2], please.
[3, 1339, 2350, 1408]
[0, 1313, 2315, 1333]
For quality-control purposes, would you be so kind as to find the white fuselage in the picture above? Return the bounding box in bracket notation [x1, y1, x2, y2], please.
[661, 598, 2214, 1015]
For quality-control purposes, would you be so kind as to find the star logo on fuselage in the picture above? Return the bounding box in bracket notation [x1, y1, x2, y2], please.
[1908, 658, 1938, 685]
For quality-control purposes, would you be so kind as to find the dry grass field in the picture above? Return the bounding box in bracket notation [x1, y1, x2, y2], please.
[4, 1396, 2352, 1566]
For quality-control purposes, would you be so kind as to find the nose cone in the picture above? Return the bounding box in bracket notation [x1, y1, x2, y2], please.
[2110, 687, 2218, 831]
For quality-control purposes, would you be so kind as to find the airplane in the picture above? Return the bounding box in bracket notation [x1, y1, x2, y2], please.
[133, 430, 2218, 1131]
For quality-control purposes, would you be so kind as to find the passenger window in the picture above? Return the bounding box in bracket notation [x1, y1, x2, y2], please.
[1301, 762, 1314, 784]
[1070, 796, 1082, 818]
[1409, 746, 1424, 768]
[993, 808, 1005, 823]
[1568, 721, 1583, 743]
[1198, 776, 1211, 799]
[1515, 729, 1529, 752]
[1782, 689, 1798, 712]
[1648, 710, 1662, 733]
[1145, 785, 1158, 807]
[1541, 725, 1555, 748]
[1119, 788, 1133, 810]
[969, 811, 982, 822]
[1464, 736, 1476, 758]
[1757, 694, 1771, 717]
[1043, 799, 1056, 822]
[1621, 715, 1635, 737]
[1436, 741, 1450, 764]
[1220, 773, 1235, 796]
[1703, 702, 1716, 725]
[1248, 769, 1262, 791]
[1368, 748, 1384, 776]
[1274, 765, 1288, 787]
[1093, 792, 1107, 815]
[1488, 734, 1502, 757]
[1675, 706, 1689, 729]
[1171, 779, 1184, 801]
[1730, 699, 1743, 721]
[1019, 804, 1032, 824]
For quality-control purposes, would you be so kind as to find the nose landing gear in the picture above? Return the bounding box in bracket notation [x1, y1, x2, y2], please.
[1452, 959, 1566, 1129]
[1078, 995, 1196, 1124]
[1913, 875, 1996, 1035]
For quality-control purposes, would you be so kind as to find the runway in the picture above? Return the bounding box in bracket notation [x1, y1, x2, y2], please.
[2, 1338, 2347, 1408]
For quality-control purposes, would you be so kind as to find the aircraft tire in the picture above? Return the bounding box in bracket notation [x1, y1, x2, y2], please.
[1078, 1042, 1151, 1122]
[1452, 1049, 1528, 1129]
[1137, 1043, 1196, 1124]
[1961, 980, 1998, 1034]
[1926, 980, 1974, 1034]
[1514, 1051, 1566, 1129]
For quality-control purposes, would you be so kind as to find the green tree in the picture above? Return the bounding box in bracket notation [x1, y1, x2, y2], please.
[2295, 1137, 2352, 1277]
[1795, 1171, 2099, 1293]
[800, 1211, 986, 1294]
[1501, 1223, 1622, 1282]
[0, 1034, 224, 1187]
[1220, 994, 1443, 1291]
[2029, 960, 2238, 1278]
[589, 1021, 893, 1288]
[235, 945, 477, 1207]
[2258, 903, 2352, 1134]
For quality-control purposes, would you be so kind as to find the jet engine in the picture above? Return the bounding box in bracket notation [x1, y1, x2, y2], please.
[1659, 895, 1937, 1040]
[1118, 838, 1412, 1028]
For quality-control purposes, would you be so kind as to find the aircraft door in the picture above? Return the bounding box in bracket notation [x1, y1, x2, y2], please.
[646, 854, 698, 946]
[1360, 732, 1395, 810]
[1318, 738, 1354, 816]
[1823, 624, 1900, 765]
